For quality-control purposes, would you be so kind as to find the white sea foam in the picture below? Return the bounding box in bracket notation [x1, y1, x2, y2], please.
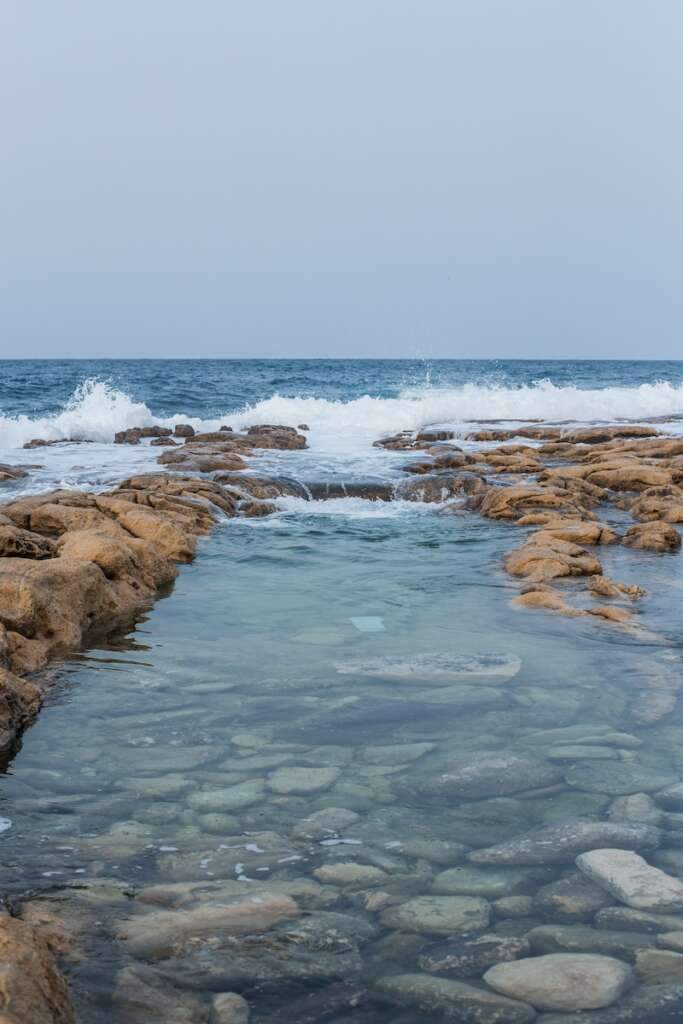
[0, 379, 155, 448]
[261, 495, 450, 520]
[2, 377, 683, 451]
[215, 380, 683, 441]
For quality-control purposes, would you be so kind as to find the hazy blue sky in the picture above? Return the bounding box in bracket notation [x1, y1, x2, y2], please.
[2, 2, 682, 358]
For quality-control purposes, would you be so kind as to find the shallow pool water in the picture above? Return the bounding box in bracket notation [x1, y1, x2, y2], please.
[1, 495, 682, 1022]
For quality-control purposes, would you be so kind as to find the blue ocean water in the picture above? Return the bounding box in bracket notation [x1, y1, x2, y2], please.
[2, 358, 683, 421]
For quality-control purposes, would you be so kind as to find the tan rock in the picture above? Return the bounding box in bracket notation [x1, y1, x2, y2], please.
[589, 576, 645, 600]
[505, 537, 602, 582]
[0, 525, 55, 560]
[623, 521, 681, 553]
[0, 557, 121, 650]
[630, 486, 683, 523]
[97, 499, 196, 561]
[30, 502, 115, 536]
[56, 529, 176, 592]
[467, 426, 562, 441]
[0, 911, 73, 1023]
[479, 484, 596, 522]
[0, 666, 43, 749]
[587, 606, 634, 624]
[586, 464, 672, 492]
[529, 520, 618, 546]
[563, 425, 659, 444]
[513, 590, 582, 617]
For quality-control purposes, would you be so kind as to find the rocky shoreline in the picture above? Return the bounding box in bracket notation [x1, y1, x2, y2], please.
[0, 420, 682, 1023]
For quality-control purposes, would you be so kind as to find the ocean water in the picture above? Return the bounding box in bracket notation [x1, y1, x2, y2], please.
[1, 360, 683, 1023]
[2, 358, 683, 498]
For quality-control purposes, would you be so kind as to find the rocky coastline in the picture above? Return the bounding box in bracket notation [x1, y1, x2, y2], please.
[0, 420, 682, 1023]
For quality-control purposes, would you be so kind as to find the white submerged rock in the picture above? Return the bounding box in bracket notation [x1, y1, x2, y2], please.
[484, 953, 634, 1011]
[577, 848, 683, 911]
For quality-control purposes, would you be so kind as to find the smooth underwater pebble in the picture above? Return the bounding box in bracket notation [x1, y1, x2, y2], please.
[380, 895, 491, 936]
[484, 953, 634, 1011]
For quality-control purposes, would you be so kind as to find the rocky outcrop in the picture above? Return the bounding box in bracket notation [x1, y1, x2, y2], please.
[623, 521, 682, 553]
[0, 912, 74, 1024]
[0, 464, 30, 485]
[115, 426, 172, 444]
[505, 536, 602, 582]
[395, 473, 487, 503]
[478, 483, 599, 522]
[0, 420, 312, 755]
[0, 526, 56, 559]
[629, 486, 683, 523]
[0, 477, 236, 748]
[158, 445, 248, 473]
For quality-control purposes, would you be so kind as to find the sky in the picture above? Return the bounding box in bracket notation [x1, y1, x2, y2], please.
[1, 1, 683, 359]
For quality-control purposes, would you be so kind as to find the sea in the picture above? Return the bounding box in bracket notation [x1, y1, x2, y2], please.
[1, 359, 683, 1023]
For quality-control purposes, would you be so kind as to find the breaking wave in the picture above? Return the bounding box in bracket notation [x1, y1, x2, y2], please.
[2, 376, 683, 449]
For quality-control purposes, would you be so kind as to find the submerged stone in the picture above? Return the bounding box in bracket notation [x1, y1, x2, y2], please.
[292, 807, 360, 839]
[156, 832, 295, 881]
[375, 972, 536, 1023]
[116, 891, 300, 959]
[432, 865, 542, 897]
[210, 992, 249, 1024]
[566, 762, 677, 795]
[267, 766, 341, 794]
[361, 742, 435, 764]
[595, 907, 683, 934]
[313, 863, 387, 886]
[400, 752, 562, 802]
[113, 963, 206, 1023]
[187, 780, 265, 812]
[526, 924, 655, 962]
[636, 948, 683, 984]
[608, 792, 664, 827]
[538, 983, 683, 1023]
[484, 953, 633, 1011]
[335, 653, 522, 684]
[418, 933, 530, 978]
[533, 871, 614, 921]
[577, 849, 683, 911]
[380, 895, 490, 936]
[469, 821, 661, 866]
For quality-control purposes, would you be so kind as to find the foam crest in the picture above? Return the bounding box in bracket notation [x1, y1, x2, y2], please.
[224, 379, 683, 437]
[0, 379, 155, 448]
[2, 376, 683, 451]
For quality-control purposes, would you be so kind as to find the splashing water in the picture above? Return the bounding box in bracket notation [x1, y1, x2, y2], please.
[2, 375, 683, 451]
